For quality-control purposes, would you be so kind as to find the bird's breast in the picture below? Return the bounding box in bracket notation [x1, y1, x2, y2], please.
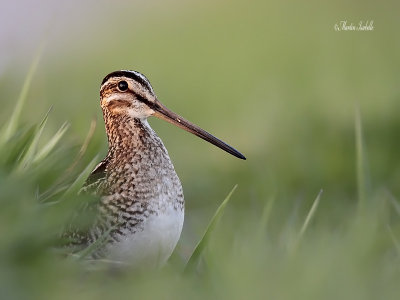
[98, 119, 185, 266]
[106, 202, 184, 267]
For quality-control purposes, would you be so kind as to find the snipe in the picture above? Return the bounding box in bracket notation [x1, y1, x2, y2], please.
[71, 70, 245, 267]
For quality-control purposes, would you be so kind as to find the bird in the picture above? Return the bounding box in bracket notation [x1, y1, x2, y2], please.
[68, 70, 245, 268]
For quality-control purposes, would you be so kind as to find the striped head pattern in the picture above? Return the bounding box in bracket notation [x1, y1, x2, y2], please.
[100, 70, 157, 119]
[99, 70, 246, 160]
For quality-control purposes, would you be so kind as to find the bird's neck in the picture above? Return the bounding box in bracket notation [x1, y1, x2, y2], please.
[103, 111, 166, 161]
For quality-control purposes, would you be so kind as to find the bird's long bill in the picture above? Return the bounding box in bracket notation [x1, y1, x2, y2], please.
[153, 100, 246, 160]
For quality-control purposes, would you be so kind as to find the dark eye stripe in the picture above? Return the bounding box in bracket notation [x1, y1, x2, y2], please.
[134, 92, 154, 108]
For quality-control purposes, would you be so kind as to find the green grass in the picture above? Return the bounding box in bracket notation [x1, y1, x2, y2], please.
[1, 61, 400, 300]
[185, 184, 238, 273]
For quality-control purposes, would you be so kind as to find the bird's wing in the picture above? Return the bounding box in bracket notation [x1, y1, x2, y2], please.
[62, 158, 110, 253]
[80, 158, 109, 195]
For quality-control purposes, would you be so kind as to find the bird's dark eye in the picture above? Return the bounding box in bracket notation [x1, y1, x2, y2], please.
[118, 81, 129, 91]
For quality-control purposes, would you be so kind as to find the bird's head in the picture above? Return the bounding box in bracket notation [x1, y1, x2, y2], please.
[100, 70, 156, 118]
[100, 70, 246, 160]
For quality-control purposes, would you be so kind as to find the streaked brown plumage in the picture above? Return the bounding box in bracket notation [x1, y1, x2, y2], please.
[67, 70, 245, 267]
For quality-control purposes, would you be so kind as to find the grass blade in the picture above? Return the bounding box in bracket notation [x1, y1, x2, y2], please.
[386, 224, 400, 258]
[66, 118, 97, 175]
[355, 106, 368, 209]
[0, 125, 36, 167]
[185, 184, 238, 273]
[61, 155, 99, 200]
[15, 107, 52, 172]
[0, 45, 43, 145]
[298, 189, 323, 241]
[33, 122, 70, 164]
[258, 195, 275, 235]
[385, 189, 400, 217]
[38, 185, 70, 203]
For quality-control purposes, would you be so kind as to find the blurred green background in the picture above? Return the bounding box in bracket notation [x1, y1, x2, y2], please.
[1, 0, 400, 299]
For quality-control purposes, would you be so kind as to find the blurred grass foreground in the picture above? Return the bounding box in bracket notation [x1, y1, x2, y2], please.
[1, 0, 400, 299]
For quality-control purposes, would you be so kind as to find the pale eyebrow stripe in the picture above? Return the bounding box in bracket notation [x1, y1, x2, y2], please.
[101, 70, 154, 95]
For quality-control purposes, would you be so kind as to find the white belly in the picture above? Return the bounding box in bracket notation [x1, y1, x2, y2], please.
[106, 205, 184, 268]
